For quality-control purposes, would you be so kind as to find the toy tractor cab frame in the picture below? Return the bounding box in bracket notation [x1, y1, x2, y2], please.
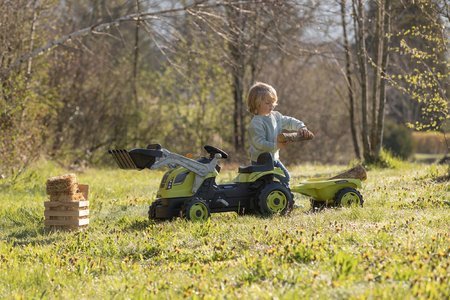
[109, 144, 293, 221]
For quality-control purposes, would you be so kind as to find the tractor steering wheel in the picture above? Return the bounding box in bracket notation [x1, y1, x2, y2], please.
[204, 145, 228, 159]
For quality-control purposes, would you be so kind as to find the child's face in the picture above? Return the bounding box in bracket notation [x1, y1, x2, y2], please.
[257, 99, 277, 116]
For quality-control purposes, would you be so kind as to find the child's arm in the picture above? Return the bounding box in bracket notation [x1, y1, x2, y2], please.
[276, 112, 314, 142]
[278, 112, 306, 131]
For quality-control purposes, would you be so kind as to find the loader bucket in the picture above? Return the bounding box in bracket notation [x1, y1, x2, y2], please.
[108, 148, 162, 170]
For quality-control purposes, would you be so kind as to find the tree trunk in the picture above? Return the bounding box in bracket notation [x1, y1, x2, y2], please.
[232, 70, 244, 151]
[370, 0, 384, 157]
[375, 0, 392, 156]
[239, 83, 246, 149]
[341, 0, 361, 160]
[20, 0, 39, 131]
[227, 4, 246, 152]
[132, 0, 140, 107]
[26, 0, 39, 79]
[353, 0, 371, 161]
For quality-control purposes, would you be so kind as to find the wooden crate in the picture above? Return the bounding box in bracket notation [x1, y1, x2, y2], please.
[44, 183, 90, 230]
[44, 200, 89, 229]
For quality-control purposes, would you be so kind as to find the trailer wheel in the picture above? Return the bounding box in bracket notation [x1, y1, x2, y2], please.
[184, 198, 210, 221]
[334, 188, 364, 207]
[258, 183, 293, 216]
[310, 199, 327, 211]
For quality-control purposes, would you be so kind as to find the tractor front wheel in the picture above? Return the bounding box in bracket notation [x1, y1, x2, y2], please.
[184, 198, 211, 221]
[149, 200, 158, 220]
[258, 183, 293, 216]
[334, 188, 364, 207]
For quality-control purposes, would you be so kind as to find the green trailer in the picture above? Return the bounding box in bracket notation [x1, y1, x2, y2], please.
[291, 177, 364, 209]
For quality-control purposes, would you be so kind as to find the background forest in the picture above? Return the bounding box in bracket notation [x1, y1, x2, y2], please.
[1, 0, 449, 177]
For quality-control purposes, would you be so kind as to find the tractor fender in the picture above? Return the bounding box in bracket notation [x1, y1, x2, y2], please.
[235, 168, 286, 183]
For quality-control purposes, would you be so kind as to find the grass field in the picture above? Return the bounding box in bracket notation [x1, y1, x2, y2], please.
[0, 161, 449, 299]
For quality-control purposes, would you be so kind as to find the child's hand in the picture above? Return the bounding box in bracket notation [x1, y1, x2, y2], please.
[277, 133, 289, 149]
[297, 128, 314, 140]
[277, 141, 288, 149]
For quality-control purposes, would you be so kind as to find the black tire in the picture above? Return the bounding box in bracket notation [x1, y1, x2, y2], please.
[149, 199, 177, 220]
[334, 188, 364, 207]
[258, 182, 293, 216]
[310, 199, 326, 211]
[184, 198, 211, 221]
[148, 199, 161, 220]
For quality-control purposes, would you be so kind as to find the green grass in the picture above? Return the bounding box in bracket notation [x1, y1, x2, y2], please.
[0, 161, 449, 299]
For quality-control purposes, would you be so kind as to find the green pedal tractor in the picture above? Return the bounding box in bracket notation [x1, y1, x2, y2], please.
[109, 143, 365, 221]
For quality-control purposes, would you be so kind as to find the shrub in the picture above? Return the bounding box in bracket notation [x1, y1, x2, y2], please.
[373, 149, 406, 169]
[412, 131, 447, 154]
[383, 121, 413, 159]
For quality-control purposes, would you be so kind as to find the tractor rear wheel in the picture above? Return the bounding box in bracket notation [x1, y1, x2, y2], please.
[184, 198, 211, 221]
[334, 188, 364, 207]
[258, 182, 293, 216]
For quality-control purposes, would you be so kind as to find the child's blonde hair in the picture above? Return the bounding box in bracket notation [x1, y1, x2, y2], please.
[247, 82, 278, 115]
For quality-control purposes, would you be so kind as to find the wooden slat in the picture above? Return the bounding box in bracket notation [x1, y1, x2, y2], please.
[44, 201, 89, 208]
[47, 226, 88, 231]
[44, 218, 89, 226]
[78, 184, 89, 200]
[44, 209, 89, 217]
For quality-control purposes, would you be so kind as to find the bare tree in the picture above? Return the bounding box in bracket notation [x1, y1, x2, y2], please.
[340, 0, 360, 159]
[350, 0, 392, 162]
[374, 0, 391, 155]
[352, 0, 371, 161]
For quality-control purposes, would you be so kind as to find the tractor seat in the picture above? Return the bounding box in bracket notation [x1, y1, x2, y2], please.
[238, 153, 274, 174]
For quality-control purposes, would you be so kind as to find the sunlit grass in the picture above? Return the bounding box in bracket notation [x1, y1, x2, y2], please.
[0, 160, 449, 299]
